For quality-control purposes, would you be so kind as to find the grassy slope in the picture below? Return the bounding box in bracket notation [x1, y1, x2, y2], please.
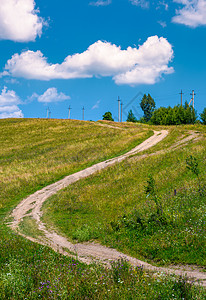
[0, 119, 205, 299]
[43, 125, 206, 267]
[0, 118, 151, 218]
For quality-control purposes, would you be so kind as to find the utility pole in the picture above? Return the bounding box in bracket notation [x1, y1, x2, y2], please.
[191, 90, 195, 108]
[82, 106, 85, 121]
[121, 101, 123, 123]
[189, 90, 196, 108]
[46, 107, 50, 119]
[117, 96, 121, 122]
[179, 90, 184, 106]
[68, 105, 72, 119]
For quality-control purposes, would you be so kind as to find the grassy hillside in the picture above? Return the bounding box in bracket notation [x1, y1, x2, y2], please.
[0, 119, 205, 299]
[0, 118, 151, 218]
[43, 126, 206, 267]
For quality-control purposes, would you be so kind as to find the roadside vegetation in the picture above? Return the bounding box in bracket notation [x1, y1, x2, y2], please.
[1, 230, 205, 299]
[0, 118, 206, 298]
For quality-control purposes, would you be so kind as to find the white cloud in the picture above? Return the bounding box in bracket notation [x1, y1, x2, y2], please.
[157, 1, 169, 11]
[34, 88, 70, 103]
[114, 64, 173, 85]
[0, 0, 45, 42]
[0, 111, 23, 118]
[172, 0, 206, 27]
[0, 87, 23, 118]
[0, 105, 20, 113]
[129, 0, 150, 8]
[92, 100, 101, 109]
[89, 0, 111, 6]
[158, 20, 167, 27]
[131, 0, 170, 11]
[4, 78, 20, 85]
[3, 36, 174, 86]
[0, 86, 21, 106]
[5, 51, 60, 80]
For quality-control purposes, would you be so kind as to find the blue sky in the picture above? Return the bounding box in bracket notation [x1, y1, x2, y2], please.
[0, 0, 206, 121]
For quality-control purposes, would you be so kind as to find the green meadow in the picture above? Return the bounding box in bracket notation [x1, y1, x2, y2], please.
[44, 126, 206, 266]
[0, 118, 151, 216]
[0, 118, 206, 299]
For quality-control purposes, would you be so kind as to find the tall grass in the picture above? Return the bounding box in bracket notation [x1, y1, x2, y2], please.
[1, 226, 205, 299]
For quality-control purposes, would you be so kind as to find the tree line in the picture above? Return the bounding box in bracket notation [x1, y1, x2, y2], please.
[102, 94, 206, 125]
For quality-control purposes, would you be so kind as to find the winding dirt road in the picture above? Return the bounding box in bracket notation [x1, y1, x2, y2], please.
[8, 130, 206, 286]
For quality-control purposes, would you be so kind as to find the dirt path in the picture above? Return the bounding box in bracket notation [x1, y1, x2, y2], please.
[8, 130, 206, 286]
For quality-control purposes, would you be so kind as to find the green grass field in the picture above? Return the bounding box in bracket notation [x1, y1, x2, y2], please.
[43, 126, 206, 267]
[0, 118, 206, 299]
[0, 118, 151, 217]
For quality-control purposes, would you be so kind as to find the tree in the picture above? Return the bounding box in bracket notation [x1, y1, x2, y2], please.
[200, 108, 206, 124]
[150, 107, 169, 125]
[126, 110, 137, 122]
[102, 111, 114, 121]
[184, 102, 197, 124]
[140, 94, 156, 122]
[150, 102, 197, 125]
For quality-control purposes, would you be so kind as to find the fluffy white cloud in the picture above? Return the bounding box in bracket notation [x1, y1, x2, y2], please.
[172, 0, 206, 27]
[0, 87, 23, 118]
[5, 51, 61, 80]
[0, 86, 21, 106]
[3, 36, 174, 86]
[89, 0, 111, 6]
[0, 0, 45, 42]
[0, 110, 23, 118]
[36, 88, 71, 103]
[129, 0, 150, 8]
[0, 105, 21, 113]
